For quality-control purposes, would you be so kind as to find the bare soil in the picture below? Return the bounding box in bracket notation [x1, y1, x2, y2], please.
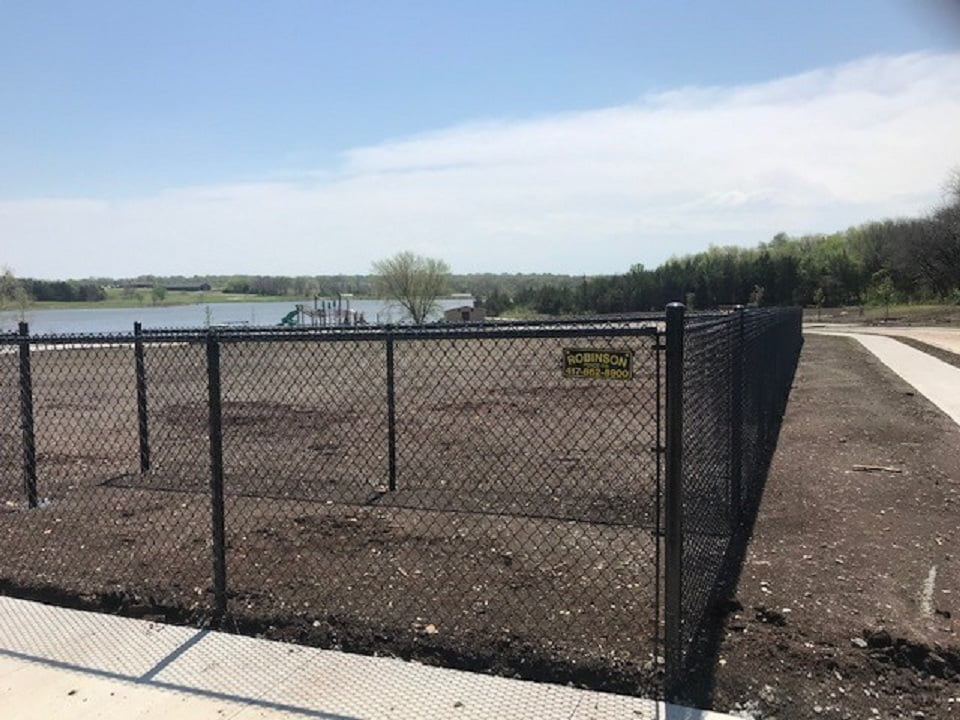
[2, 332, 958, 717]
[803, 304, 960, 326]
[0, 331, 664, 697]
[708, 334, 960, 719]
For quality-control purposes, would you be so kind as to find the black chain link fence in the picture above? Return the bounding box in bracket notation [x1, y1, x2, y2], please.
[664, 305, 803, 700]
[0, 330, 213, 618]
[0, 308, 801, 701]
[0, 319, 665, 695]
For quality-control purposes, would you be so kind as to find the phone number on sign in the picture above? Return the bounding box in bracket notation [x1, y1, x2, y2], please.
[563, 366, 631, 380]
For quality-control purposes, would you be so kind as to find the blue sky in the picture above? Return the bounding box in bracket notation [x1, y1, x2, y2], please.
[2, 0, 960, 278]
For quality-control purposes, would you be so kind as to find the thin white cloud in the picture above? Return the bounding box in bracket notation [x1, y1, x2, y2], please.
[3, 51, 960, 278]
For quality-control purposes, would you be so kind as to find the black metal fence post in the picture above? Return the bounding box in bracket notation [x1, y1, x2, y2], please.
[664, 302, 685, 699]
[18, 322, 38, 509]
[729, 306, 744, 530]
[385, 329, 398, 492]
[133, 322, 151, 473]
[205, 330, 228, 620]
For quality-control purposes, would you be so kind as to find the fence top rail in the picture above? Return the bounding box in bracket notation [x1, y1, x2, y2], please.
[0, 320, 664, 346]
[0, 307, 802, 346]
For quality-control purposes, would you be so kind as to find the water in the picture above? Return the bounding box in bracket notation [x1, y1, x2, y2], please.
[0, 297, 475, 335]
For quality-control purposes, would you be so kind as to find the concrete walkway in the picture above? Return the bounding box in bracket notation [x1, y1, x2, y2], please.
[0, 596, 734, 720]
[804, 323, 960, 356]
[805, 328, 960, 426]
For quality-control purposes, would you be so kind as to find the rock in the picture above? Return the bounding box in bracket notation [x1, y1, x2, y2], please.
[925, 652, 948, 678]
[754, 606, 787, 627]
[864, 629, 892, 648]
[759, 684, 777, 703]
[851, 637, 868, 649]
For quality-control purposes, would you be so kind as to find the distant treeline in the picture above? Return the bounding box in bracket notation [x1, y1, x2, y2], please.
[487, 187, 960, 315]
[19, 279, 107, 302]
[109, 272, 581, 299]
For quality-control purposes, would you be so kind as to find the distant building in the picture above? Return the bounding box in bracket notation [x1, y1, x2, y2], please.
[444, 305, 486, 323]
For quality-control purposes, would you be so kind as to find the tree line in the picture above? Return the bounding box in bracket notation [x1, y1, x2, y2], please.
[1, 274, 107, 304]
[488, 182, 960, 316]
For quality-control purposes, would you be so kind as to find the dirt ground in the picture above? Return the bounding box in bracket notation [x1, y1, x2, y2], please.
[803, 304, 960, 327]
[0, 330, 665, 697]
[709, 334, 960, 719]
[2, 331, 959, 716]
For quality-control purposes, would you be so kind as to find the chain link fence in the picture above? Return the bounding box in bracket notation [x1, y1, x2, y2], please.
[1, 308, 802, 701]
[0, 319, 665, 696]
[663, 305, 803, 699]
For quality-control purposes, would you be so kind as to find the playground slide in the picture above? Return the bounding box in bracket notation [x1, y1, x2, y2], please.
[280, 309, 298, 326]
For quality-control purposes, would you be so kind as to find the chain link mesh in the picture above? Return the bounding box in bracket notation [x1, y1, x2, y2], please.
[0, 333, 213, 615]
[1, 311, 804, 701]
[0, 321, 665, 696]
[0, 341, 20, 510]
[675, 309, 802, 681]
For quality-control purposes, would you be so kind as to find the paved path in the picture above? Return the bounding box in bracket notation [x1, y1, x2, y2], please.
[805, 328, 960, 426]
[804, 324, 960, 355]
[0, 596, 734, 720]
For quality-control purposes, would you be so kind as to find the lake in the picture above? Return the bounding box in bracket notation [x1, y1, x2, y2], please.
[0, 297, 475, 335]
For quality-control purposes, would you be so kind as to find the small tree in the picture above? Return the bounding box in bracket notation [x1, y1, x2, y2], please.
[0, 266, 31, 319]
[749, 284, 765, 307]
[869, 270, 895, 321]
[813, 287, 826, 321]
[372, 251, 450, 325]
[151, 285, 167, 305]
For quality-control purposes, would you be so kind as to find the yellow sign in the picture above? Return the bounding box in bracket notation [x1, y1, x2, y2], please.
[562, 348, 633, 381]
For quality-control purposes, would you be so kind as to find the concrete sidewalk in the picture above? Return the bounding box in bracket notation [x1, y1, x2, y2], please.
[0, 596, 734, 720]
[805, 328, 960, 426]
[804, 323, 960, 356]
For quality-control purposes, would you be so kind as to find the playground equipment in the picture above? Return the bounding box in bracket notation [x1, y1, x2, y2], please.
[278, 295, 366, 327]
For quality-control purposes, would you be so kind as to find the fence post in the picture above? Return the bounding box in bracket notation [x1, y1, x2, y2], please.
[729, 306, 744, 530]
[18, 322, 38, 509]
[134, 322, 151, 473]
[664, 302, 685, 699]
[385, 329, 398, 492]
[205, 330, 228, 620]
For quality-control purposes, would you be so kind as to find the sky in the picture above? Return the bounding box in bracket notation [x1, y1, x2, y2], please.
[2, 0, 960, 279]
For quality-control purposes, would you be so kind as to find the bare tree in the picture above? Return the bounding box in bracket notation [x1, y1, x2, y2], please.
[0, 266, 30, 319]
[372, 251, 450, 325]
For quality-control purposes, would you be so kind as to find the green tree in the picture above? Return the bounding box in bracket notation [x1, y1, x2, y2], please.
[151, 285, 167, 305]
[812, 287, 826, 321]
[868, 270, 896, 320]
[372, 251, 450, 325]
[483, 289, 513, 317]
